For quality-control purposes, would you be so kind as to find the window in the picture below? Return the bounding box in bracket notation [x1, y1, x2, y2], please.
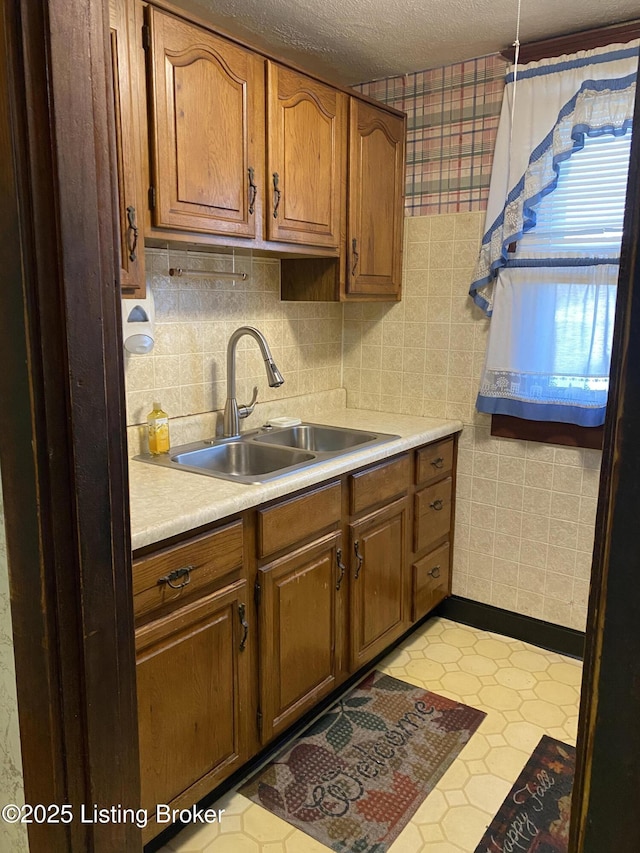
[480, 131, 629, 429]
[516, 132, 630, 257]
[469, 41, 638, 441]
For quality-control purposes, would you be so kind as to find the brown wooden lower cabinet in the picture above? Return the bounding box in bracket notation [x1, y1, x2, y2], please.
[133, 432, 459, 842]
[135, 579, 250, 842]
[257, 531, 343, 742]
[349, 496, 409, 670]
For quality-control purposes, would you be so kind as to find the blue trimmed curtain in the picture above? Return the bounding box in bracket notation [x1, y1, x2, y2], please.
[469, 42, 638, 426]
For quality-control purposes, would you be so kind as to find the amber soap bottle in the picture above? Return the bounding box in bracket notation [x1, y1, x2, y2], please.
[147, 402, 170, 455]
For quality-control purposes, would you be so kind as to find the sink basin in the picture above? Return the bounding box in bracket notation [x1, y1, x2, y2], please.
[171, 441, 315, 483]
[134, 422, 400, 483]
[254, 423, 378, 452]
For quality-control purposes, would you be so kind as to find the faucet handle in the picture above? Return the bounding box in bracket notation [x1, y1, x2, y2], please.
[238, 386, 259, 420]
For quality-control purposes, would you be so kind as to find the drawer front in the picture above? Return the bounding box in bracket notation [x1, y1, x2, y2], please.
[414, 477, 452, 553]
[133, 519, 244, 620]
[350, 454, 410, 515]
[412, 542, 450, 621]
[415, 437, 454, 485]
[257, 482, 341, 558]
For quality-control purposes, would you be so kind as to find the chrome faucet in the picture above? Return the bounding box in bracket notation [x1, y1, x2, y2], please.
[223, 326, 284, 437]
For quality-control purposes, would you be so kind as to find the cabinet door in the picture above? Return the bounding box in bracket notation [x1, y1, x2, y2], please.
[146, 7, 264, 236]
[266, 62, 346, 248]
[136, 581, 250, 837]
[257, 532, 344, 742]
[347, 99, 405, 299]
[349, 497, 409, 670]
[109, 0, 145, 296]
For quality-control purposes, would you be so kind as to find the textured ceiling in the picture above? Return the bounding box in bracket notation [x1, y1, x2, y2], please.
[174, 0, 640, 85]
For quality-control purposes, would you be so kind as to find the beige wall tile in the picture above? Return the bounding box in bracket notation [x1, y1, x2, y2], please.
[125, 250, 344, 426]
[381, 213, 599, 630]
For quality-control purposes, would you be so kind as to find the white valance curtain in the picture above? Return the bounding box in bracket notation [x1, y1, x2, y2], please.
[469, 41, 638, 426]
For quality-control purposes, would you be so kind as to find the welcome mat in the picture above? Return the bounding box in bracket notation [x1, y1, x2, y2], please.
[240, 670, 486, 852]
[474, 735, 576, 853]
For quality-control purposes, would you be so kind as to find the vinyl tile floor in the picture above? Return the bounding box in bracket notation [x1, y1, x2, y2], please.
[157, 617, 582, 853]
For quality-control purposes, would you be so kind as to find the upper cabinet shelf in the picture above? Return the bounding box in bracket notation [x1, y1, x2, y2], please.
[111, 0, 406, 301]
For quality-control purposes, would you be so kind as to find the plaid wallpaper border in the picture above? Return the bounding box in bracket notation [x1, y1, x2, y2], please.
[355, 55, 507, 215]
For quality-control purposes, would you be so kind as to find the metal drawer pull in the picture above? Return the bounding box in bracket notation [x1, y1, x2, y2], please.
[272, 172, 281, 218]
[430, 498, 444, 511]
[351, 238, 359, 276]
[430, 457, 444, 469]
[428, 565, 441, 579]
[238, 603, 249, 651]
[354, 540, 363, 580]
[158, 565, 192, 589]
[336, 548, 346, 591]
[126, 205, 139, 262]
[248, 167, 257, 215]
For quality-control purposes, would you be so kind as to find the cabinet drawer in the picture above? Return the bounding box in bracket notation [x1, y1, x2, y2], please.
[350, 454, 410, 515]
[257, 482, 341, 558]
[415, 437, 454, 485]
[133, 520, 244, 620]
[414, 477, 452, 553]
[412, 542, 450, 621]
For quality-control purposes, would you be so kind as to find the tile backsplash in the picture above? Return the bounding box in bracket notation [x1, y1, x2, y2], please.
[124, 249, 343, 428]
[342, 212, 599, 632]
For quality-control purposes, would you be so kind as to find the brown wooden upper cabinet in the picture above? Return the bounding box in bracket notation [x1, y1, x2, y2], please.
[145, 6, 264, 237]
[109, 0, 146, 297]
[266, 63, 346, 249]
[116, 2, 406, 300]
[346, 99, 405, 300]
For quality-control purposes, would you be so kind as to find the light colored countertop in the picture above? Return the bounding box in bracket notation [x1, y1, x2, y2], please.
[128, 409, 463, 551]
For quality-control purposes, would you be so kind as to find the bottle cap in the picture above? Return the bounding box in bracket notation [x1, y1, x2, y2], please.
[152, 401, 162, 410]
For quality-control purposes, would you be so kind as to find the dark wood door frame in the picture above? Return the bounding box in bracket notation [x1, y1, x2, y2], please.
[0, 1, 140, 851]
[0, 1, 640, 851]
[570, 64, 640, 851]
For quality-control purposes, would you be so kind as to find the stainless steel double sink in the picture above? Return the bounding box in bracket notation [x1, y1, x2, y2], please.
[135, 423, 400, 484]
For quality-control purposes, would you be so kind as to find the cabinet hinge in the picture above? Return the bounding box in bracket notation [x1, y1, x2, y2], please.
[254, 578, 261, 608]
[148, 186, 156, 210]
[257, 708, 263, 736]
[141, 23, 151, 51]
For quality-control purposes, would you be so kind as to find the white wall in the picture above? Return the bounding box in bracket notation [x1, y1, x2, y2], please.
[0, 473, 29, 852]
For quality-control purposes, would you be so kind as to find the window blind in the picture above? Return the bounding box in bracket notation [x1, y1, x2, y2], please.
[516, 131, 632, 258]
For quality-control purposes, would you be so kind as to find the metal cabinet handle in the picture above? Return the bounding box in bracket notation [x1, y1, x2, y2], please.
[354, 541, 363, 580]
[248, 167, 257, 215]
[238, 603, 249, 651]
[430, 457, 444, 469]
[158, 565, 192, 590]
[351, 238, 359, 276]
[336, 548, 346, 591]
[272, 172, 281, 218]
[126, 205, 138, 263]
[429, 498, 444, 511]
[428, 565, 441, 579]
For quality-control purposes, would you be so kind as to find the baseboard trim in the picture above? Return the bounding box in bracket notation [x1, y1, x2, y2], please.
[435, 595, 585, 660]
